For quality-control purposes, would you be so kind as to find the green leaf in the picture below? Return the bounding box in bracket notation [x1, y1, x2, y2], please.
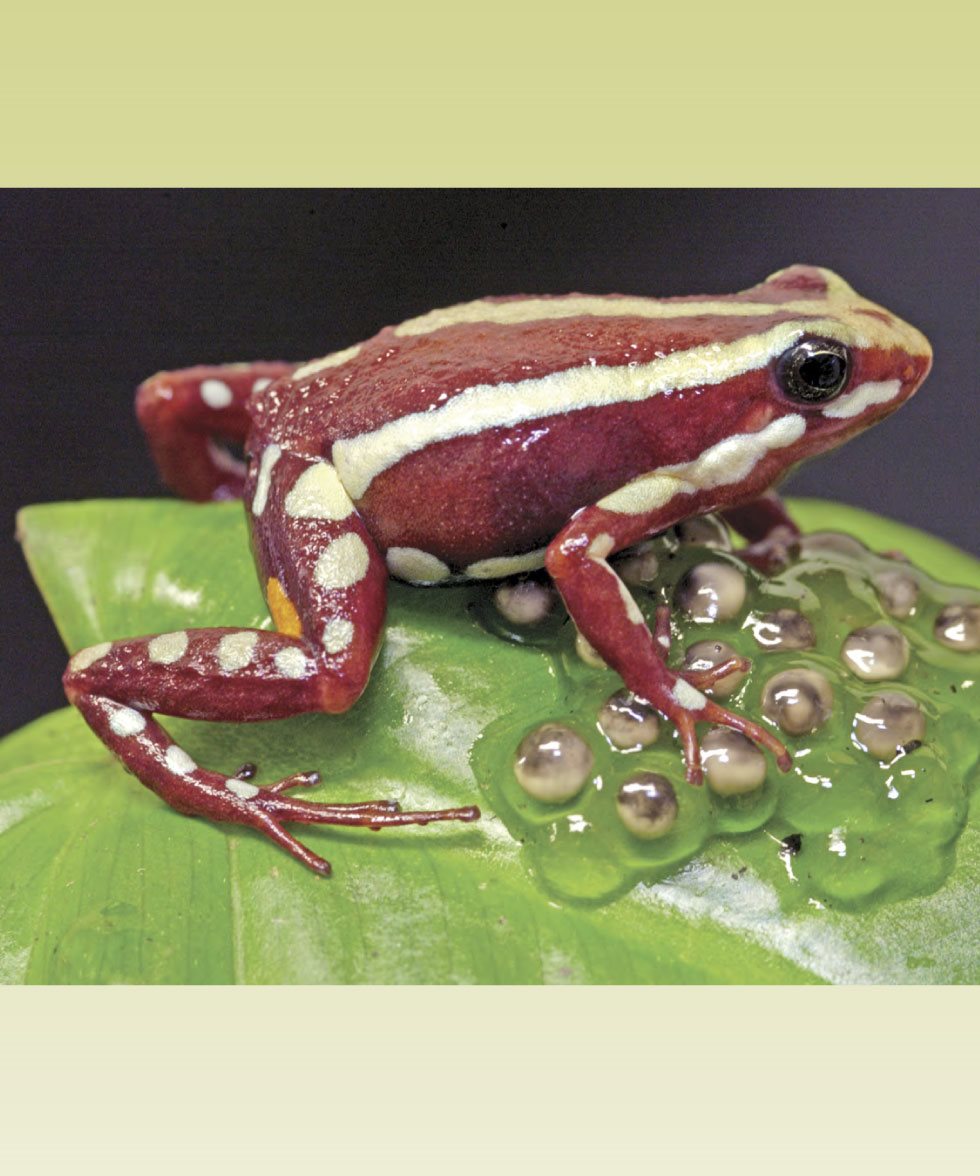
[5, 497, 979, 984]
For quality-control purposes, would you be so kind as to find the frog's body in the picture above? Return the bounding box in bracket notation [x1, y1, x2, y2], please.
[64, 266, 932, 875]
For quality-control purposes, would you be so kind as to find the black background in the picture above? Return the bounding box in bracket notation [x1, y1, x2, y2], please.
[1, 189, 976, 736]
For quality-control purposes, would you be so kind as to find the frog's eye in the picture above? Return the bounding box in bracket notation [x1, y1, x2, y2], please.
[776, 338, 850, 403]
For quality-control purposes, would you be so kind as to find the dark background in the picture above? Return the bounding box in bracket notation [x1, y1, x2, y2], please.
[1, 189, 976, 736]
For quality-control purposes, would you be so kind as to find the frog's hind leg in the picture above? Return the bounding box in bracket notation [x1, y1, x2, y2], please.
[63, 453, 480, 875]
[136, 361, 295, 501]
[545, 497, 791, 787]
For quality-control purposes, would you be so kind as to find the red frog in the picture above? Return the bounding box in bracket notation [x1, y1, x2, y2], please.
[63, 265, 932, 875]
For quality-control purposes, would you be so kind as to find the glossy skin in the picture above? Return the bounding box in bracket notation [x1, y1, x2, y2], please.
[64, 266, 932, 875]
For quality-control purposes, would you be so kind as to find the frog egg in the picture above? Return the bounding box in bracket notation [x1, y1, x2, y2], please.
[493, 579, 559, 626]
[933, 603, 980, 652]
[872, 568, 920, 619]
[675, 562, 746, 622]
[615, 541, 660, 589]
[761, 669, 834, 735]
[840, 624, 910, 681]
[597, 689, 661, 750]
[513, 724, 594, 803]
[749, 608, 816, 651]
[701, 729, 767, 796]
[615, 772, 678, 838]
[673, 515, 732, 551]
[575, 630, 608, 669]
[681, 640, 747, 698]
[852, 692, 927, 759]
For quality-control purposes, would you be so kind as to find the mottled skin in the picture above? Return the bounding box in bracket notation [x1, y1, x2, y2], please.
[64, 266, 932, 875]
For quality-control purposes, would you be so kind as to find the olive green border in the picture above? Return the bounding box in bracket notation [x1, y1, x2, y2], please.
[1, 5, 976, 185]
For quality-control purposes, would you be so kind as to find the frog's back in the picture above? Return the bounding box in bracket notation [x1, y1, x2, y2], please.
[249, 276, 842, 450]
[247, 268, 926, 568]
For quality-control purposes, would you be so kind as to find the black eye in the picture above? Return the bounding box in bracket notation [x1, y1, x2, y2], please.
[777, 338, 850, 403]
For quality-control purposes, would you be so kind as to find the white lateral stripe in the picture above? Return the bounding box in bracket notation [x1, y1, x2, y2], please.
[599, 415, 806, 515]
[393, 296, 847, 337]
[333, 320, 847, 499]
[822, 379, 901, 420]
[465, 548, 548, 579]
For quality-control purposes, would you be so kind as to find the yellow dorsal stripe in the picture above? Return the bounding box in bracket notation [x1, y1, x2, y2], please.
[393, 295, 850, 337]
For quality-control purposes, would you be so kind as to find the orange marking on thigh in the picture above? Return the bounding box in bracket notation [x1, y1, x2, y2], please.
[266, 577, 302, 637]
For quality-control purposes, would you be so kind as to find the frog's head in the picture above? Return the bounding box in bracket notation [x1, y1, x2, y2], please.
[753, 265, 932, 458]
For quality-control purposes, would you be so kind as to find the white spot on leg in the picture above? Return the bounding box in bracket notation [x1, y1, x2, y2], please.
[252, 443, 281, 517]
[200, 379, 233, 409]
[284, 461, 355, 521]
[216, 631, 258, 673]
[672, 679, 708, 711]
[274, 647, 309, 679]
[165, 745, 197, 776]
[226, 777, 260, 800]
[252, 377, 273, 394]
[70, 642, 112, 673]
[109, 706, 147, 737]
[385, 546, 451, 584]
[147, 631, 189, 665]
[322, 617, 355, 654]
[587, 533, 616, 559]
[315, 533, 371, 591]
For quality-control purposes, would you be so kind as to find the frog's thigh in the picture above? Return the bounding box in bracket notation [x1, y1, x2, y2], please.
[251, 450, 388, 713]
[136, 361, 294, 501]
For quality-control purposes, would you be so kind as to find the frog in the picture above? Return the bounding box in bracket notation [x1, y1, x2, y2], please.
[63, 265, 932, 876]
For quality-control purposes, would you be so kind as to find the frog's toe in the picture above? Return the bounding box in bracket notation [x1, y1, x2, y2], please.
[679, 652, 751, 691]
[666, 690, 791, 787]
[672, 710, 704, 786]
[230, 785, 479, 875]
[263, 769, 321, 795]
[696, 696, 793, 774]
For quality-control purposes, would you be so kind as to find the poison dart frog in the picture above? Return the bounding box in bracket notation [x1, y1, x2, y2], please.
[63, 266, 932, 875]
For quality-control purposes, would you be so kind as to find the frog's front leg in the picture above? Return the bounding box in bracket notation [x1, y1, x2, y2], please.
[136, 361, 294, 501]
[722, 491, 802, 573]
[64, 456, 479, 874]
[545, 494, 792, 786]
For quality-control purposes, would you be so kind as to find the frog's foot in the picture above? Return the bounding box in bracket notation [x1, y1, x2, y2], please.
[650, 606, 751, 690]
[68, 688, 480, 877]
[737, 529, 800, 575]
[546, 505, 793, 790]
[722, 495, 801, 575]
[177, 766, 480, 877]
[663, 678, 791, 787]
[217, 777, 481, 876]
